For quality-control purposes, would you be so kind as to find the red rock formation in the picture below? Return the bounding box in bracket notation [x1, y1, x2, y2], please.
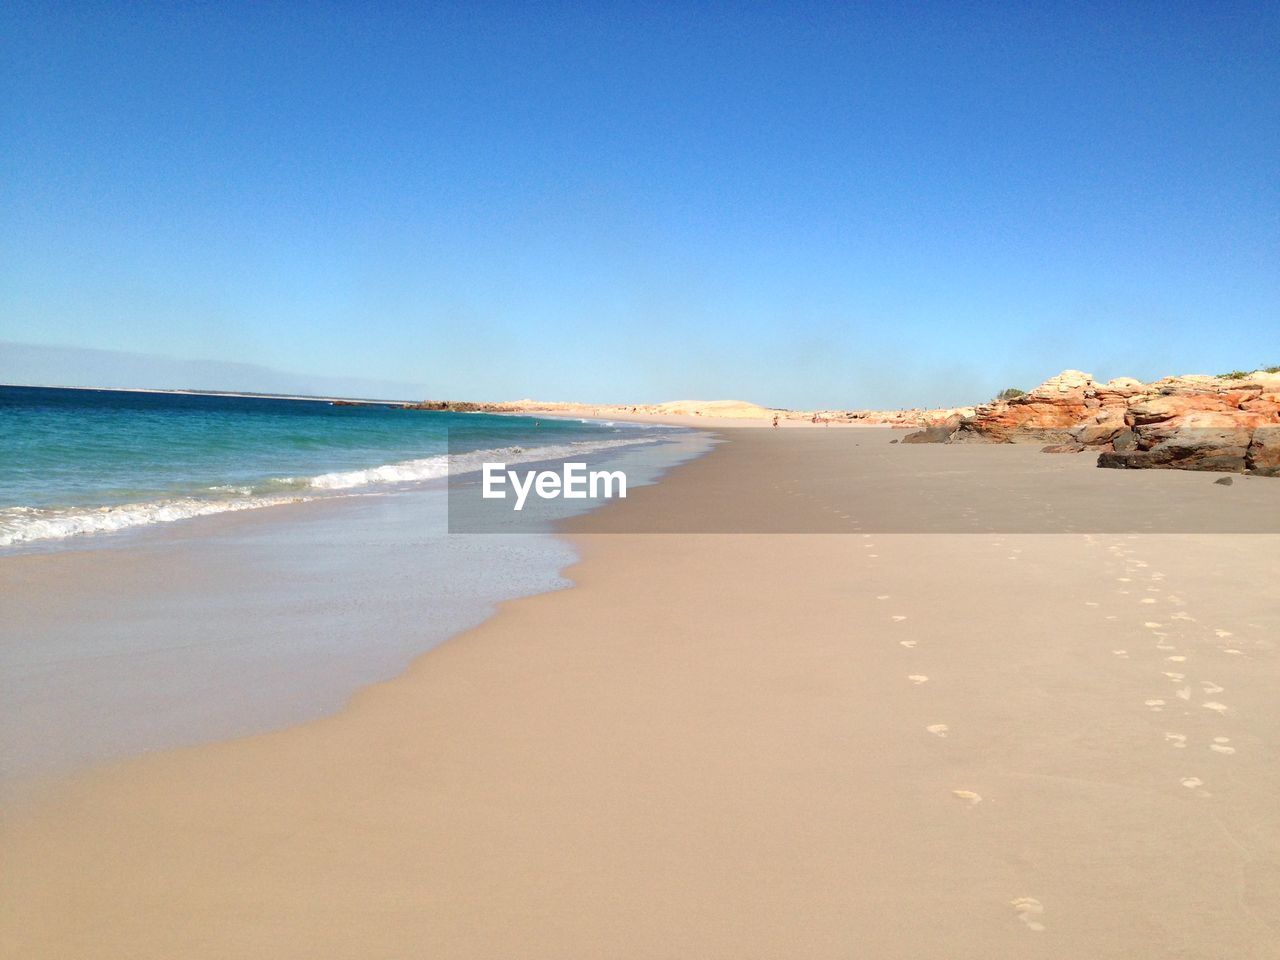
[904, 370, 1280, 476]
[942, 370, 1120, 444]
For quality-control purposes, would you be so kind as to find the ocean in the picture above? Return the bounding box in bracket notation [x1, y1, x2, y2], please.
[0, 385, 711, 786]
[0, 384, 686, 548]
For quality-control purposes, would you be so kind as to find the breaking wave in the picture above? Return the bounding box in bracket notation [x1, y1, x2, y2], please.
[0, 437, 660, 547]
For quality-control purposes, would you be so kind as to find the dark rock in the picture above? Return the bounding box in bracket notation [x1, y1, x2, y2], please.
[1097, 450, 1139, 470]
[1098, 430, 1250, 473]
[1246, 426, 1280, 477]
[1111, 429, 1138, 452]
[404, 400, 497, 412]
[1069, 421, 1123, 446]
[1141, 426, 1251, 473]
[1214, 476, 1234, 486]
[902, 415, 962, 444]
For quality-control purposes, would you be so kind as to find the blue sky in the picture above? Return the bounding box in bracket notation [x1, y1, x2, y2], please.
[2, 2, 1276, 407]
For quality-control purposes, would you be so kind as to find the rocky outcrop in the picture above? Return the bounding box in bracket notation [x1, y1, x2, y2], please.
[1248, 427, 1280, 476]
[1098, 378, 1280, 474]
[900, 415, 964, 444]
[903, 369, 1280, 476]
[404, 400, 508, 412]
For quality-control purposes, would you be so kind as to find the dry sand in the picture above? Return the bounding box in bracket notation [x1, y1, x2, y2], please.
[3, 428, 1278, 958]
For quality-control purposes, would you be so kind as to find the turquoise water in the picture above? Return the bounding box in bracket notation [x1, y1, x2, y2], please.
[0, 385, 672, 546]
[0, 385, 711, 782]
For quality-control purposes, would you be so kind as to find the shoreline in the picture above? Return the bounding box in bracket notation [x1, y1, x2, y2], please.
[0, 487, 571, 796]
[3, 428, 1279, 957]
[0, 425, 714, 791]
[0, 406, 703, 552]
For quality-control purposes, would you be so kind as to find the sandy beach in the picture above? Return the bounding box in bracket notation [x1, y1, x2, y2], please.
[3, 427, 1278, 958]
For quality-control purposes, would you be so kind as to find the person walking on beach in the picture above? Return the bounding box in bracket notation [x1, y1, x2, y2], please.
[772, 415, 779, 428]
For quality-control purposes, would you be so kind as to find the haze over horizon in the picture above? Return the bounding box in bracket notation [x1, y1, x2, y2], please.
[0, 341, 431, 402]
[3, 340, 1278, 411]
[3, 3, 1276, 408]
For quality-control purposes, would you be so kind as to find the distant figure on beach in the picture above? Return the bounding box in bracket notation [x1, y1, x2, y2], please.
[772, 415, 779, 428]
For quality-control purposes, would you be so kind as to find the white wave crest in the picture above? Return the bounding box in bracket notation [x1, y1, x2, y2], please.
[307, 455, 451, 490]
[0, 435, 667, 547]
[0, 495, 314, 547]
[306, 438, 661, 491]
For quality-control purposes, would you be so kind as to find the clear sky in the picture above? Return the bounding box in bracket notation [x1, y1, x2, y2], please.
[2, 2, 1276, 407]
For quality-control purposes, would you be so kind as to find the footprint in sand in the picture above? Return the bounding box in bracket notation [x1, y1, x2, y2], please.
[868, 554, 879, 558]
[1165, 733, 1187, 748]
[1175, 687, 1191, 701]
[1202, 702, 1229, 715]
[899, 640, 918, 649]
[1181, 777, 1207, 793]
[1145, 699, 1166, 712]
[1113, 649, 1129, 658]
[908, 675, 928, 685]
[1085, 601, 1100, 607]
[952, 789, 982, 805]
[1221, 648, 1243, 656]
[891, 615, 907, 622]
[1165, 655, 1186, 662]
[1144, 622, 1163, 629]
[1140, 598, 1158, 605]
[1164, 671, 1185, 681]
[1201, 681, 1224, 694]
[1171, 612, 1194, 622]
[1210, 737, 1235, 755]
[1011, 898, 1046, 932]
[926, 724, 949, 737]
[1156, 643, 1175, 651]
[876, 595, 891, 600]
[1214, 629, 1233, 638]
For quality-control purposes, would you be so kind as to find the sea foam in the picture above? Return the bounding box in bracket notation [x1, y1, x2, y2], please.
[0, 437, 660, 546]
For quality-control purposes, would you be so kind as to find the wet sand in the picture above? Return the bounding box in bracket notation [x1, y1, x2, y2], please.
[2, 428, 1278, 958]
[0, 488, 575, 790]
